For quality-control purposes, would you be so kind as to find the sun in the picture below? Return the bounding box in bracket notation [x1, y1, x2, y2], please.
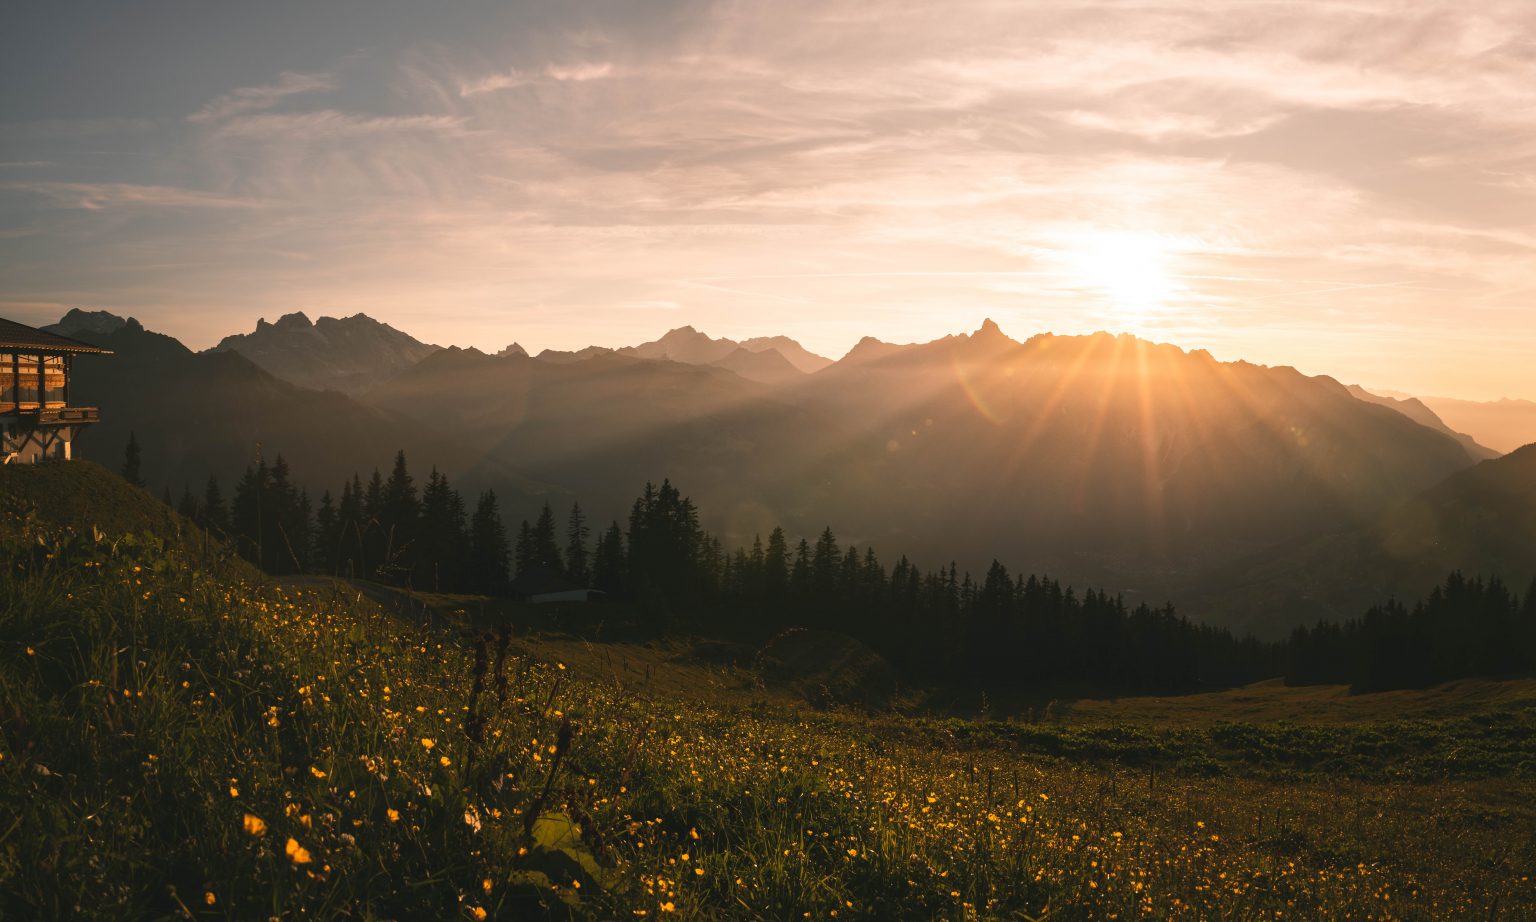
[1059, 230, 1182, 332]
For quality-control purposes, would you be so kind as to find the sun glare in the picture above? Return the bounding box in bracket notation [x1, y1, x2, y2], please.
[1060, 231, 1183, 333]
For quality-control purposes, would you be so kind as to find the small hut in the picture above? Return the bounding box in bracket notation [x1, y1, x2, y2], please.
[1, 317, 111, 463]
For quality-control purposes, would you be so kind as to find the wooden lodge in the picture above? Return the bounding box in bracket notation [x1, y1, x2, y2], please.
[0, 317, 111, 464]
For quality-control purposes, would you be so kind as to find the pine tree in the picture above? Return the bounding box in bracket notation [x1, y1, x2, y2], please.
[514, 520, 535, 577]
[468, 490, 511, 595]
[565, 502, 590, 586]
[314, 490, 338, 572]
[121, 432, 143, 487]
[231, 459, 268, 570]
[531, 502, 563, 576]
[419, 468, 469, 591]
[378, 451, 419, 581]
[592, 521, 626, 594]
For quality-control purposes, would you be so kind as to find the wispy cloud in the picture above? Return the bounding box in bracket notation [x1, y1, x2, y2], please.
[2, 181, 259, 210]
[459, 60, 615, 96]
[190, 71, 335, 123]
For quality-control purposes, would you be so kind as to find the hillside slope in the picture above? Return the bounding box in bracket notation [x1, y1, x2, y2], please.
[1190, 444, 1536, 635]
[55, 317, 547, 518]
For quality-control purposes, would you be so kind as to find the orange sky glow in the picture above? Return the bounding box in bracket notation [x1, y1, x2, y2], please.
[1, 1, 1533, 400]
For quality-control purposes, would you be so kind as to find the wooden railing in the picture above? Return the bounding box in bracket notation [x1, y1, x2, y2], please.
[4, 406, 100, 426]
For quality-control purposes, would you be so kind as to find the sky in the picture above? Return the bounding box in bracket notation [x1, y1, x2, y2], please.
[2, 0, 1534, 400]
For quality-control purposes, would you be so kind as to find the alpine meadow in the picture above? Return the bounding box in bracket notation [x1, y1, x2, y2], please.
[3, 2, 1536, 920]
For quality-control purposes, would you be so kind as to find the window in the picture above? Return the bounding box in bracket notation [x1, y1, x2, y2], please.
[43, 355, 65, 406]
[16, 354, 40, 407]
[0, 353, 13, 410]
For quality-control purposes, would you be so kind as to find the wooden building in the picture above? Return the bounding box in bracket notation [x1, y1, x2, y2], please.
[1, 317, 111, 464]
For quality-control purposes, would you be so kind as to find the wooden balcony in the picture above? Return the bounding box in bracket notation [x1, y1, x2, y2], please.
[6, 406, 100, 427]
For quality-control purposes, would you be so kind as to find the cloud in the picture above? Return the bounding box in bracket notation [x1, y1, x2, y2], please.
[459, 61, 615, 96]
[202, 110, 466, 141]
[2, 181, 258, 210]
[190, 71, 335, 123]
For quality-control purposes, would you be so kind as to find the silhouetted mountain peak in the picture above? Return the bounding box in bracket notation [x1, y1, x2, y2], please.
[273, 311, 314, 331]
[44, 308, 134, 338]
[211, 312, 439, 394]
[498, 342, 529, 358]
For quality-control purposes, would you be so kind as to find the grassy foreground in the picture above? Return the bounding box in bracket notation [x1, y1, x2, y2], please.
[3, 503, 1535, 917]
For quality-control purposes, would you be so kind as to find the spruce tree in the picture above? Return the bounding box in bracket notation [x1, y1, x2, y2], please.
[592, 522, 626, 594]
[565, 502, 590, 586]
[314, 490, 337, 572]
[531, 502, 563, 577]
[468, 490, 511, 595]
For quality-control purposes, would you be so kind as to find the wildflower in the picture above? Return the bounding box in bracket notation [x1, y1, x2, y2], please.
[440, 755, 452, 767]
[387, 808, 401, 823]
[243, 813, 267, 836]
[470, 908, 488, 921]
[204, 892, 216, 906]
[229, 784, 239, 798]
[310, 765, 327, 779]
[285, 837, 312, 865]
[420, 738, 436, 750]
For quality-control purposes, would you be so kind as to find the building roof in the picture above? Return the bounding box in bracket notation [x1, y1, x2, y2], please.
[0, 317, 113, 354]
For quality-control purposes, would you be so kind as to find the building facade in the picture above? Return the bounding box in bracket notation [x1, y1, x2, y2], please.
[0, 317, 111, 464]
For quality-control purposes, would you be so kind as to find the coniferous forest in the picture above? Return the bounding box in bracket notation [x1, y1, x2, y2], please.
[170, 447, 1536, 697]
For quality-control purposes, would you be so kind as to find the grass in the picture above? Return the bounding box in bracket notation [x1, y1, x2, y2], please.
[3, 480, 1535, 918]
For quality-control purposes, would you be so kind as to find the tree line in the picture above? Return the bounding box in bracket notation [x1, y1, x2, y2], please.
[142, 440, 1536, 696]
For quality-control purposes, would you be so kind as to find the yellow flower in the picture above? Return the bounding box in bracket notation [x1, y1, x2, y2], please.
[229, 784, 239, 798]
[285, 837, 312, 865]
[660, 902, 675, 913]
[420, 738, 435, 750]
[387, 808, 401, 822]
[204, 891, 216, 906]
[310, 765, 327, 779]
[243, 813, 267, 836]
[470, 908, 488, 921]
[440, 755, 451, 767]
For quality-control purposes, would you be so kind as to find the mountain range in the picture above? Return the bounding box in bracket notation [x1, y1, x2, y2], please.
[30, 307, 1536, 637]
[208, 312, 443, 394]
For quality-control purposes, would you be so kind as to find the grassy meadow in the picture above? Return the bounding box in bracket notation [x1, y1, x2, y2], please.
[3, 469, 1534, 919]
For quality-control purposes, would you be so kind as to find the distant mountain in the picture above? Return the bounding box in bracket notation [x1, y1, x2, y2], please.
[535, 345, 615, 364]
[739, 336, 832, 374]
[1347, 385, 1498, 460]
[370, 319, 1483, 631]
[51, 310, 1504, 636]
[497, 342, 528, 358]
[44, 307, 131, 338]
[209, 312, 441, 395]
[1193, 443, 1536, 637]
[709, 346, 805, 386]
[617, 326, 832, 375]
[54, 313, 543, 517]
[1418, 396, 1536, 455]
